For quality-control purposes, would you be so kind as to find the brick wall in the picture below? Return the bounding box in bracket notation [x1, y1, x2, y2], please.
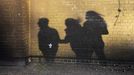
[0, 0, 134, 60]
[0, 0, 29, 58]
[29, 0, 134, 60]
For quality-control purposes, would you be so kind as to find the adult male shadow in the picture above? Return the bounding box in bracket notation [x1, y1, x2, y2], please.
[83, 11, 109, 63]
[61, 18, 85, 60]
[38, 18, 60, 63]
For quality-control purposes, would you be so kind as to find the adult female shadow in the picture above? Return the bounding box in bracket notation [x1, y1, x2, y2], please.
[83, 11, 109, 62]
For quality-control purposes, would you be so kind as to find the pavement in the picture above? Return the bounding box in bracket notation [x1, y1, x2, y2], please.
[0, 61, 134, 75]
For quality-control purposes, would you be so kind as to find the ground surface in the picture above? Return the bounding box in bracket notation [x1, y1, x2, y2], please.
[0, 62, 134, 75]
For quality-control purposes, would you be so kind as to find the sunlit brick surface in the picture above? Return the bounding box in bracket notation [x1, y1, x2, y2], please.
[29, 0, 134, 60]
[0, 0, 134, 60]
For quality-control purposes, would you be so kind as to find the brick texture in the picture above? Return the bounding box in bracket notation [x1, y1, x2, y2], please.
[29, 0, 134, 60]
[0, 0, 29, 58]
[0, 0, 134, 60]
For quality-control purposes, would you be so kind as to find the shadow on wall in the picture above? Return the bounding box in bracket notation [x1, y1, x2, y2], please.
[107, 44, 134, 61]
[61, 11, 109, 60]
[61, 18, 84, 60]
[38, 11, 110, 61]
[38, 18, 60, 62]
[82, 11, 109, 60]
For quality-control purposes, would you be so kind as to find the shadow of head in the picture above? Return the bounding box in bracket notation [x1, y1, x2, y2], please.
[85, 11, 103, 20]
[38, 18, 49, 28]
[65, 18, 80, 28]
